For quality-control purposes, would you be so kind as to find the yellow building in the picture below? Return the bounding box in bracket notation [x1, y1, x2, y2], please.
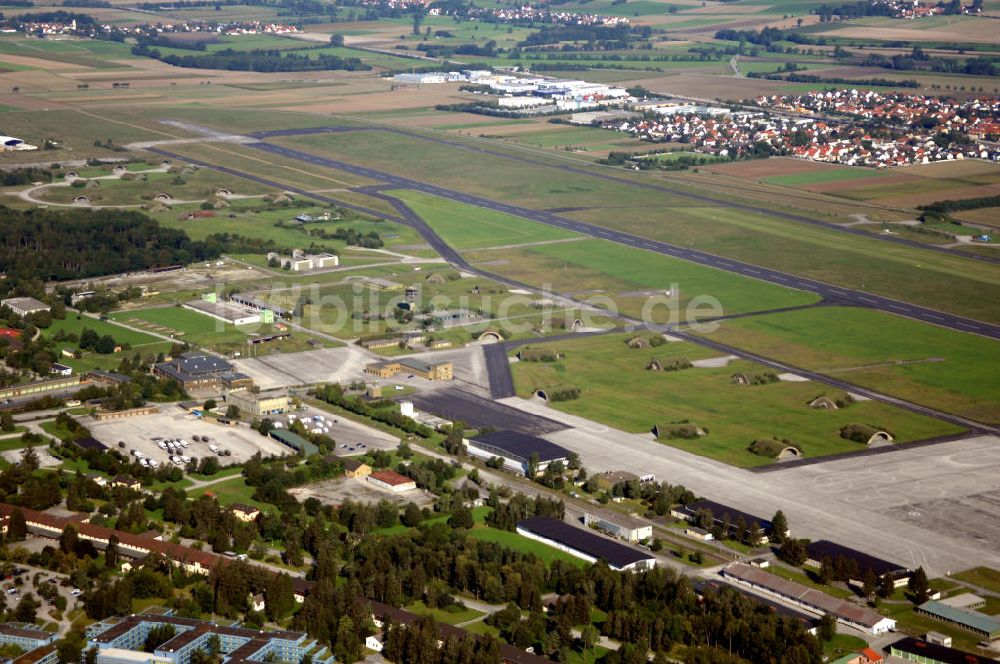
[225, 390, 288, 417]
[363, 358, 453, 381]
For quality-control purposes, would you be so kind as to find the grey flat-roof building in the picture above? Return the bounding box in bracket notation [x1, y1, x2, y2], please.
[466, 430, 570, 475]
[1, 297, 49, 318]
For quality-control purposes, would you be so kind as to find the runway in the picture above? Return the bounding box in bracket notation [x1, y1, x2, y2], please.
[248, 140, 1000, 343]
[250, 124, 1000, 267]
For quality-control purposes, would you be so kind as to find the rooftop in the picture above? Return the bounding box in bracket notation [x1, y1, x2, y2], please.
[806, 540, 910, 577]
[469, 430, 570, 464]
[370, 470, 414, 486]
[918, 600, 1000, 636]
[722, 563, 890, 630]
[679, 499, 773, 531]
[517, 517, 655, 569]
[0, 297, 49, 312]
[890, 636, 997, 664]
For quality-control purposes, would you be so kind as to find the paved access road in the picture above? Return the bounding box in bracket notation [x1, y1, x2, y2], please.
[247, 140, 1000, 342]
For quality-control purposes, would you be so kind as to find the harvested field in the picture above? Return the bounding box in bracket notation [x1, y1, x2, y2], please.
[953, 208, 1000, 229]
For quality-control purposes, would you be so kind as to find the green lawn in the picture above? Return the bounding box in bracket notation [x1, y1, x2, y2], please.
[511, 333, 963, 467]
[45, 314, 161, 348]
[197, 476, 267, 509]
[953, 567, 1000, 595]
[468, 526, 587, 567]
[405, 600, 484, 625]
[0, 429, 27, 451]
[823, 633, 869, 659]
[390, 189, 581, 250]
[703, 306, 1000, 423]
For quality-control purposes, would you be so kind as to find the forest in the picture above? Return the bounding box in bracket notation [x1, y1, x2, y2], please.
[0, 208, 218, 282]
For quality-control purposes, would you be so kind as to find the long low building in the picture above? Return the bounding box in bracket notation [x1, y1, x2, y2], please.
[466, 430, 571, 476]
[721, 563, 896, 635]
[916, 600, 1000, 639]
[671, 499, 778, 544]
[889, 636, 997, 664]
[693, 579, 820, 635]
[0, 503, 221, 576]
[182, 298, 267, 326]
[516, 517, 656, 572]
[805, 540, 912, 587]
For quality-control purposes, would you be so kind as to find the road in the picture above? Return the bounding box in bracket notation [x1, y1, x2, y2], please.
[245, 139, 1000, 342]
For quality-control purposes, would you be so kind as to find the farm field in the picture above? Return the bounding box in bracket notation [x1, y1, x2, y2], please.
[953, 207, 1000, 230]
[698, 306, 1000, 422]
[389, 190, 581, 250]
[510, 333, 964, 467]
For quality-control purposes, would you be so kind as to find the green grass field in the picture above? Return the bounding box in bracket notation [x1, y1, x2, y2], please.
[702, 306, 1000, 422]
[390, 189, 581, 250]
[197, 476, 268, 509]
[113, 306, 257, 354]
[469, 238, 820, 322]
[467, 526, 587, 567]
[405, 600, 484, 625]
[953, 567, 1000, 595]
[510, 333, 964, 467]
[45, 314, 161, 348]
[763, 168, 887, 187]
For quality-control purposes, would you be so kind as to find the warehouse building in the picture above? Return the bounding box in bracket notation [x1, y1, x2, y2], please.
[269, 429, 318, 457]
[182, 296, 269, 325]
[225, 389, 288, 418]
[516, 517, 656, 572]
[367, 470, 417, 493]
[805, 540, 912, 587]
[721, 563, 896, 635]
[0, 297, 49, 318]
[582, 510, 652, 543]
[466, 430, 570, 476]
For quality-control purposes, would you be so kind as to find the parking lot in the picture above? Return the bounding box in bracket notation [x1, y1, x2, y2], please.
[269, 403, 400, 455]
[88, 408, 292, 468]
[0, 559, 79, 633]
